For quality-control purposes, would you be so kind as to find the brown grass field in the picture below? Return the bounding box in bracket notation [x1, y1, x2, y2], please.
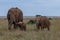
[0, 17, 60, 40]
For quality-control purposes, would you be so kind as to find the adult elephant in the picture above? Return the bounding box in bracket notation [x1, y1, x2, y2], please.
[35, 15, 50, 31]
[7, 7, 25, 30]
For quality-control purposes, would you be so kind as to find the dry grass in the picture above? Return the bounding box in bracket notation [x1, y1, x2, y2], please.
[0, 17, 60, 40]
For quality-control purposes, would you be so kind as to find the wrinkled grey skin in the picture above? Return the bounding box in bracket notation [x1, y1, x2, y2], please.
[35, 15, 50, 31]
[7, 7, 23, 30]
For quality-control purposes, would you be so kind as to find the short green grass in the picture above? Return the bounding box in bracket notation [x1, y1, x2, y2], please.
[0, 18, 60, 40]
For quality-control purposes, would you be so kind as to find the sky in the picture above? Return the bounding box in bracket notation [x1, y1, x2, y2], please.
[0, 0, 60, 16]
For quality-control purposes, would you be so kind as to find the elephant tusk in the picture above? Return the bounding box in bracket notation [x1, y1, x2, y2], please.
[18, 22, 23, 24]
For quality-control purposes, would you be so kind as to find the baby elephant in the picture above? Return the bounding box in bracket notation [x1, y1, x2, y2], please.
[17, 22, 26, 31]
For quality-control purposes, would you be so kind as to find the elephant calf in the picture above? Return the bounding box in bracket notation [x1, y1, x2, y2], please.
[35, 15, 50, 31]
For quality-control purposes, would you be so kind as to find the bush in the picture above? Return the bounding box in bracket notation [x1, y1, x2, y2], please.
[27, 20, 36, 24]
[49, 18, 52, 20]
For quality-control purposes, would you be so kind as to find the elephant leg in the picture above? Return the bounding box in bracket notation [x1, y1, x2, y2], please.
[14, 24, 17, 29]
[47, 26, 50, 31]
[18, 25, 23, 30]
[37, 25, 40, 30]
[36, 24, 39, 30]
[23, 25, 26, 31]
[8, 22, 12, 30]
[41, 25, 44, 30]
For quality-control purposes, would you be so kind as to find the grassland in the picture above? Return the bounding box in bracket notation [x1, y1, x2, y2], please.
[0, 17, 60, 40]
